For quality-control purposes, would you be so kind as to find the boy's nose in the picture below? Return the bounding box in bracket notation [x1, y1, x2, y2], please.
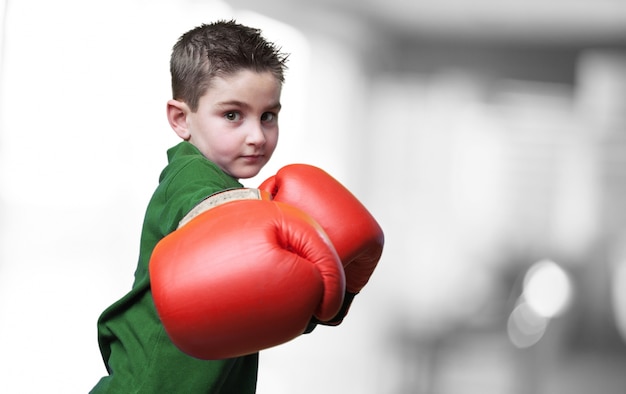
[246, 122, 266, 145]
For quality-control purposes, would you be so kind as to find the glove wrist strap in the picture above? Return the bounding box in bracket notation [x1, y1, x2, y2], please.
[178, 188, 270, 228]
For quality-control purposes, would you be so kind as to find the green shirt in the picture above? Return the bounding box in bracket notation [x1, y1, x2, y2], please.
[91, 142, 258, 394]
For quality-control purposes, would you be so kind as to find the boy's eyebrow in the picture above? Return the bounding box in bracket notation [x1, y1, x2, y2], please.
[216, 100, 282, 111]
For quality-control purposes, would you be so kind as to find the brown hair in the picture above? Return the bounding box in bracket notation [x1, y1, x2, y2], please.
[170, 20, 289, 112]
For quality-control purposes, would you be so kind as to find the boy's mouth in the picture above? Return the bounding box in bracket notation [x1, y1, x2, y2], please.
[241, 154, 264, 162]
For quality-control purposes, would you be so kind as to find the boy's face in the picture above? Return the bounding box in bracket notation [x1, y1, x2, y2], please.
[171, 69, 282, 179]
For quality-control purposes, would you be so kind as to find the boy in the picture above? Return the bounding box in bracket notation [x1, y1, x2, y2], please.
[91, 20, 288, 393]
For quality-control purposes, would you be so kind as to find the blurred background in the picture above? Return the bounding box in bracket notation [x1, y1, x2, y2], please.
[1, 0, 626, 393]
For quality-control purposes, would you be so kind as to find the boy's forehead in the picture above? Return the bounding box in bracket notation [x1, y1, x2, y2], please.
[201, 69, 282, 106]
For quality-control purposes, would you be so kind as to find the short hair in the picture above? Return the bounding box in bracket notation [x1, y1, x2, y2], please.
[170, 20, 289, 112]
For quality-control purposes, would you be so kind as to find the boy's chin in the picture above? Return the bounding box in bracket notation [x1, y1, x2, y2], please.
[228, 167, 263, 180]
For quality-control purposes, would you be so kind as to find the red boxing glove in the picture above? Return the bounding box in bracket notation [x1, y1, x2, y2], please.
[149, 190, 345, 360]
[260, 165, 384, 325]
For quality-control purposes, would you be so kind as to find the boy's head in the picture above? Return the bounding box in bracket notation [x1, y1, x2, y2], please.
[170, 20, 288, 112]
[167, 21, 288, 180]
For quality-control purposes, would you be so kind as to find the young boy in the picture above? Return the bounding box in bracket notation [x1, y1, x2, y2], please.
[91, 20, 288, 393]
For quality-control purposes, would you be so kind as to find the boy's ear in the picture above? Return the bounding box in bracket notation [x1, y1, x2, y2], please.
[167, 99, 192, 140]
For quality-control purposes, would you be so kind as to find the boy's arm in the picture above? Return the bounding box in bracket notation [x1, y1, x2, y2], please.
[158, 157, 243, 235]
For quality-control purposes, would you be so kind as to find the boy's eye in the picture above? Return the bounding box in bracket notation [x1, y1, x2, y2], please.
[261, 112, 276, 122]
[224, 112, 241, 121]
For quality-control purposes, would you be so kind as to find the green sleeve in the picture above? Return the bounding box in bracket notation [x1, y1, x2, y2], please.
[134, 142, 243, 287]
[155, 158, 242, 235]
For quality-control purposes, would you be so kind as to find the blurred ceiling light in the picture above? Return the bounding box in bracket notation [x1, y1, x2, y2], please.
[507, 302, 548, 348]
[508, 259, 573, 348]
[523, 259, 573, 318]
